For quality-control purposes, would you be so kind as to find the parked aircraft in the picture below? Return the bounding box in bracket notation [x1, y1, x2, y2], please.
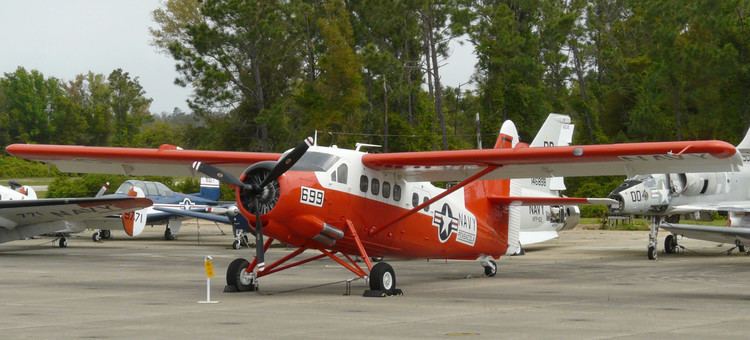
[510, 114, 580, 248]
[93, 177, 223, 241]
[608, 128, 750, 259]
[0, 181, 151, 247]
[7, 115, 740, 295]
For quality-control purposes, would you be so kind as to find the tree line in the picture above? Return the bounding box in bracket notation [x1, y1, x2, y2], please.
[2, 0, 750, 204]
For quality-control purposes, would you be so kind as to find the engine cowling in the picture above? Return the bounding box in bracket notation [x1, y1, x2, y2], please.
[671, 173, 727, 196]
[237, 161, 281, 216]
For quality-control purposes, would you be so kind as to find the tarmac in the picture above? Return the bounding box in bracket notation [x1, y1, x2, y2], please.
[1, 222, 749, 339]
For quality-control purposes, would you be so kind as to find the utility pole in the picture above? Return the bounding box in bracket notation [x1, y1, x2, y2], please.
[383, 75, 388, 152]
[475, 113, 482, 149]
[454, 81, 471, 136]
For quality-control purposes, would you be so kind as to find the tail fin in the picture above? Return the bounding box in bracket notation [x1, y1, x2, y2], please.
[121, 187, 147, 237]
[520, 113, 574, 192]
[198, 177, 221, 201]
[736, 127, 750, 151]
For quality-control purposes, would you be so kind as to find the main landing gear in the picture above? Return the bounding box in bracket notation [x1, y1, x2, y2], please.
[91, 229, 111, 242]
[223, 220, 402, 297]
[164, 227, 175, 241]
[231, 230, 250, 250]
[664, 234, 678, 254]
[54, 234, 68, 248]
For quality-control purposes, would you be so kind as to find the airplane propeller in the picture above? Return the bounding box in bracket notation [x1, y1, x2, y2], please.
[192, 136, 313, 271]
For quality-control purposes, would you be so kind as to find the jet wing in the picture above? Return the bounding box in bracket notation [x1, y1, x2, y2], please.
[660, 223, 750, 245]
[0, 197, 153, 229]
[489, 197, 617, 206]
[362, 141, 741, 182]
[153, 206, 231, 224]
[5, 144, 280, 178]
[671, 202, 750, 213]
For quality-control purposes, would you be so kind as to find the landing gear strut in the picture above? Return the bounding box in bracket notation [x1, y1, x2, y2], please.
[92, 231, 102, 242]
[58, 237, 68, 248]
[647, 216, 662, 260]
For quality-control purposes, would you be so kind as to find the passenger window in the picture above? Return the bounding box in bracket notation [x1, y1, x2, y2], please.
[422, 197, 430, 212]
[336, 163, 348, 184]
[393, 184, 401, 201]
[382, 181, 391, 199]
[371, 178, 380, 195]
[412, 192, 419, 207]
[330, 171, 336, 182]
[360, 175, 368, 192]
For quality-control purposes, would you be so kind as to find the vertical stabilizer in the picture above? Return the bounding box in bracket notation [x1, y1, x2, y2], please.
[736, 127, 750, 151]
[199, 177, 221, 201]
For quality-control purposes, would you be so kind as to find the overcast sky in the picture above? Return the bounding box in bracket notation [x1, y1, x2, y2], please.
[0, 0, 476, 114]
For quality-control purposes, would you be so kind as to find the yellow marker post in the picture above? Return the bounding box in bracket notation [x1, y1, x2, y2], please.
[198, 255, 219, 304]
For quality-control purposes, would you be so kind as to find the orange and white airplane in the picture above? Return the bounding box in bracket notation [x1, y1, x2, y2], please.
[6, 115, 742, 296]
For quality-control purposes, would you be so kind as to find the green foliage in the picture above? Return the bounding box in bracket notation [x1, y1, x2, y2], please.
[0, 156, 59, 178]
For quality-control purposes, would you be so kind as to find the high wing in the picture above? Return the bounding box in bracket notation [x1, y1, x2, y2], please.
[362, 141, 741, 182]
[0, 197, 152, 229]
[660, 223, 750, 245]
[5, 144, 280, 178]
[671, 202, 750, 213]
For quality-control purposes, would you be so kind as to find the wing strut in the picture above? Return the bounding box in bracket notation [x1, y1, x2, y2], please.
[368, 166, 498, 236]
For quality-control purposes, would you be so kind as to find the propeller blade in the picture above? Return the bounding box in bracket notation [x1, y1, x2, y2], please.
[259, 136, 313, 188]
[192, 161, 247, 188]
[254, 198, 265, 272]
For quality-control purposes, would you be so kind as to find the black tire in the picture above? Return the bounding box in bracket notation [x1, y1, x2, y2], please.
[664, 235, 677, 254]
[92, 232, 101, 242]
[226, 258, 254, 291]
[648, 245, 657, 260]
[484, 260, 498, 277]
[739, 245, 746, 253]
[164, 228, 175, 241]
[101, 229, 111, 239]
[59, 238, 68, 248]
[232, 240, 241, 250]
[369, 262, 396, 293]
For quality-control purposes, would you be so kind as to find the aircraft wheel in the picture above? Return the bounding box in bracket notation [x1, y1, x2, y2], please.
[231, 240, 241, 250]
[101, 229, 111, 239]
[739, 245, 746, 253]
[226, 258, 255, 291]
[59, 238, 68, 248]
[483, 260, 498, 277]
[164, 228, 175, 241]
[664, 235, 677, 254]
[92, 231, 101, 242]
[647, 245, 657, 260]
[369, 262, 396, 294]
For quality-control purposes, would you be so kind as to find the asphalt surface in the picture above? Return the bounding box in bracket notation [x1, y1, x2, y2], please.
[1, 223, 748, 339]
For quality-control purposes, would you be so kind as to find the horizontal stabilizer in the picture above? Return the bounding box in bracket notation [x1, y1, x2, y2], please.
[489, 196, 617, 206]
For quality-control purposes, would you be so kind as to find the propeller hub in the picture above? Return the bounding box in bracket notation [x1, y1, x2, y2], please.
[239, 161, 281, 216]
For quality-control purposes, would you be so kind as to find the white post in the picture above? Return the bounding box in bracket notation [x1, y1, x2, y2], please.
[198, 255, 219, 304]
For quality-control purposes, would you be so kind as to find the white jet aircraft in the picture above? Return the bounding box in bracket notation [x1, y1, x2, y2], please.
[0, 181, 152, 247]
[608, 128, 750, 259]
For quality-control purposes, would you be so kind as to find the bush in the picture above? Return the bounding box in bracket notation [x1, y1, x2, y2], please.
[0, 156, 59, 178]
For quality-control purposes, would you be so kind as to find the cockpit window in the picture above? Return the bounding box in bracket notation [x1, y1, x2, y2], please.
[155, 182, 174, 196]
[289, 151, 340, 172]
[145, 182, 158, 196]
[115, 182, 133, 195]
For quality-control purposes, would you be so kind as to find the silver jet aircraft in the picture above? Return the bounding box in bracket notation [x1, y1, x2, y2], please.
[608, 129, 750, 259]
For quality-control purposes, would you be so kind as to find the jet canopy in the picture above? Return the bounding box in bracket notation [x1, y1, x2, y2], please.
[115, 180, 174, 197]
